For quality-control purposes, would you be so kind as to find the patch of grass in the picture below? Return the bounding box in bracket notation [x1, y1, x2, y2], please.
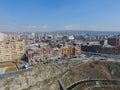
[0, 64, 14, 68]
[5, 67, 17, 72]
[22, 89, 28, 90]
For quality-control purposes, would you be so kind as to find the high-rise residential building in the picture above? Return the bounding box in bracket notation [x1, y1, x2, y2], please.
[107, 38, 117, 46]
[0, 40, 26, 62]
[0, 32, 5, 41]
[108, 35, 120, 47]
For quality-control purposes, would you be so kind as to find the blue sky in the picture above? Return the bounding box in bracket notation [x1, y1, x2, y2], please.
[0, 0, 120, 32]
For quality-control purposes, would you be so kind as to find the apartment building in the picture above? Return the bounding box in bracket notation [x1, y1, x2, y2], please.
[0, 40, 26, 62]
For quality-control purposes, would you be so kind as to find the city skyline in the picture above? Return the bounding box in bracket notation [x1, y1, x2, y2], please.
[0, 0, 120, 32]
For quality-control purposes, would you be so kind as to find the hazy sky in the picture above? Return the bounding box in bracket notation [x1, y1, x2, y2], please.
[0, 0, 120, 32]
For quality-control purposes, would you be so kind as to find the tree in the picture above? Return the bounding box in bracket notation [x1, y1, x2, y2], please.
[21, 54, 28, 63]
[13, 57, 20, 63]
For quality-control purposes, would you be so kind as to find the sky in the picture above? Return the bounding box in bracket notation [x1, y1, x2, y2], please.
[0, 0, 120, 32]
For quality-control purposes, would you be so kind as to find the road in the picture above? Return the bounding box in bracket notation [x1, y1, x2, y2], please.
[82, 52, 120, 62]
[0, 67, 32, 80]
[0, 68, 4, 74]
[84, 85, 120, 90]
[58, 79, 67, 90]
[66, 79, 120, 90]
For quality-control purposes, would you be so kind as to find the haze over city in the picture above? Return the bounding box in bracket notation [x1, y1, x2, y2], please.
[1, 0, 120, 90]
[0, 0, 120, 32]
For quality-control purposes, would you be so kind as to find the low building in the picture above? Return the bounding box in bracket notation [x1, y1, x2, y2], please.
[27, 47, 43, 64]
[61, 42, 81, 57]
[52, 47, 62, 58]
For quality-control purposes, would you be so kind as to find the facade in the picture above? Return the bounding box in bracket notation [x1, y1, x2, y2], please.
[61, 42, 81, 57]
[52, 48, 62, 58]
[104, 40, 108, 45]
[108, 36, 120, 47]
[0, 32, 5, 41]
[28, 49, 43, 64]
[61, 46, 74, 57]
[117, 37, 120, 47]
[0, 40, 26, 62]
[107, 38, 117, 46]
[27, 47, 62, 64]
[61, 46, 81, 57]
[74, 47, 81, 56]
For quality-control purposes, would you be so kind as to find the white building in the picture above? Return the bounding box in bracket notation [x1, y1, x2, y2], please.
[68, 35, 74, 40]
[0, 32, 5, 41]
